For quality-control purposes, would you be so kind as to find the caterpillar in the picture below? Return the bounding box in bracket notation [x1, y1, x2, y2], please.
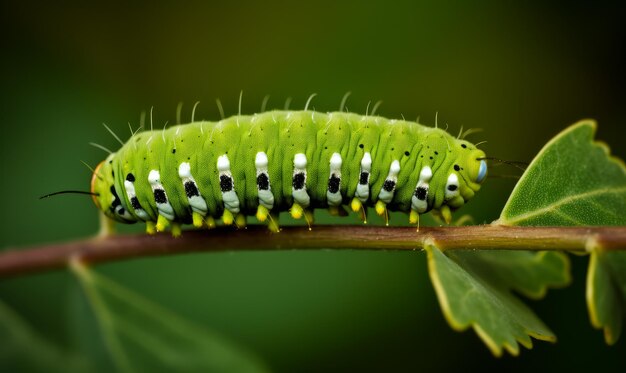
[88, 108, 488, 236]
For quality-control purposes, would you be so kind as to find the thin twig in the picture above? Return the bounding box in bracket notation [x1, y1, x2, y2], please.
[1, 225, 626, 279]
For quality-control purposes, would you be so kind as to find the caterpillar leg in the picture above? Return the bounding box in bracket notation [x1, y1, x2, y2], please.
[205, 216, 216, 229]
[350, 198, 367, 224]
[235, 213, 247, 228]
[156, 215, 170, 232]
[304, 210, 314, 230]
[375, 200, 390, 226]
[256, 205, 270, 222]
[146, 221, 157, 235]
[290, 203, 304, 219]
[171, 222, 182, 238]
[267, 212, 280, 233]
[432, 205, 453, 225]
[192, 211, 204, 228]
[222, 209, 234, 225]
[409, 210, 420, 232]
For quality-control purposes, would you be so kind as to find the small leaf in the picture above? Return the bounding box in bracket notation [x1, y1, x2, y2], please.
[498, 120, 626, 226]
[71, 260, 268, 373]
[426, 244, 569, 356]
[587, 250, 626, 344]
[497, 120, 626, 344]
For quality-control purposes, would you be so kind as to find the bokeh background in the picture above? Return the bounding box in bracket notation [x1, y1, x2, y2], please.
[1, 0, 625, 371]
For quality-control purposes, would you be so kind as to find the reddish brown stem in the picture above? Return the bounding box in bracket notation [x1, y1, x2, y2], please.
[1, 225, 626, 279]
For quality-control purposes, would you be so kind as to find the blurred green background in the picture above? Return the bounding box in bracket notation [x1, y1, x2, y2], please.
[1, 0, 625, 371]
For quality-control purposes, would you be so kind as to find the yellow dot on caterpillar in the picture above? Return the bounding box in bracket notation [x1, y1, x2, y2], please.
[350, 198, 362, 212]
[192, 212, 204, 228]
[146, 221, 156, 235]
[235, 213, 247, 228]
[205, 216, 216, 229]
[290, 203, 304, 219]
[375, 200, 386, 216]
[171, 223, 182, 237]
[222, 210, 234, 225]
[256, 205, 269, 222]
[409, 210, 419, 224]
[440, 205, 452, 224]
[156, 215, 170, 232]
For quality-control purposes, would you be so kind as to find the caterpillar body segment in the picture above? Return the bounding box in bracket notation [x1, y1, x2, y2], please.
[91, 110, 487, 234]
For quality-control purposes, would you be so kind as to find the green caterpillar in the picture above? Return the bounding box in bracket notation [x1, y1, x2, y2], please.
[90, 110, 488, 236]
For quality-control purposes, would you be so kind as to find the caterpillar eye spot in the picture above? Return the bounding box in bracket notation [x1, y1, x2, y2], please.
[404, 151, 410, 156]
[172, 149, 176, 154]
[435, 151, 439, 155]
[359, 144, 364, 149]
[454, 165, 460, 171]
[429, 156, 433, 160]
[461, 144, 467, 148]
[476, 160, 488, 182]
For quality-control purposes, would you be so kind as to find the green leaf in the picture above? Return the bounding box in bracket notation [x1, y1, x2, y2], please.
[0, 299, 91, 372]
[497, 120, 626, 344]
[71, 261, 269, 373]
[498, 120, 626, 226]
[426, 245, 569, 356]
[587, 251, 626, 344]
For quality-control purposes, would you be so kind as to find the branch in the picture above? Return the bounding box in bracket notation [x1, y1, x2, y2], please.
[1, 225, 626, 278]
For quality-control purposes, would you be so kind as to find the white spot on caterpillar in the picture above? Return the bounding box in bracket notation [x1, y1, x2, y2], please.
[217, 155, 230, 172]
[255, 152, 274, 209]
[411, 166, 433, 213]
[148, 170, 176, 221]
[178, 162, 208, 215]
[445, 173, 460, 200]
[124, 178, 149, 221]
[378, 160, 400, 204]
[292, 153, 310, 207]
[355, 152, 372, 203]
[294, 153, 307, 169]
[217, 155, 240, 214]
[327, 153, 342, 206]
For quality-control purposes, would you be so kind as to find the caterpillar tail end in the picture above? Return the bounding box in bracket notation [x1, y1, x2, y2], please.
[156, 215, 170, 232]
[222, 210, 234, 225]
[192, 212, 204, 228]
[146, 221, 157, 235]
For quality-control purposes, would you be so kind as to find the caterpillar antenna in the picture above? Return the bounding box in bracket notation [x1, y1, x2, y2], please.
[39, 190, 99, 199]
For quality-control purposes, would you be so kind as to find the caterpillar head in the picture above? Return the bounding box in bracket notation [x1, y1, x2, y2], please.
[440, 140, 487, 211]
[91, 155, 136, 223]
